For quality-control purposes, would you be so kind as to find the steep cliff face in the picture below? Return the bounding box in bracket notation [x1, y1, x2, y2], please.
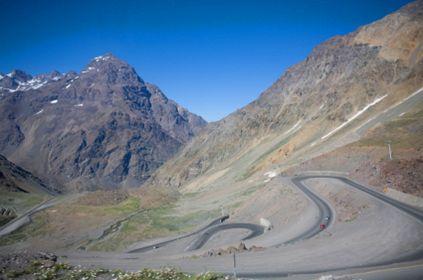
[0, 54, 206, 191]
[148, 0, 423, 190]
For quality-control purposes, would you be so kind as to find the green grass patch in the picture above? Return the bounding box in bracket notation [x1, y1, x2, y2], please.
[0, 195, 142, 247]
[62, 195, 141, 218]
[100, 196, 141, 215]
[89, 205, 220, 251]
[0, 213, 48, 246]
[0, 190, 44, 215]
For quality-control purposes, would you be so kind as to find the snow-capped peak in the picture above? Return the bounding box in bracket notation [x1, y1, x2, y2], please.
[94, 55, 111, 62]
[0, 70, 64, 93]
[0, 77, 49, 93]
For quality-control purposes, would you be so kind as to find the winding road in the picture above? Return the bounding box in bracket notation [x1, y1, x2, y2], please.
[185, 222, 264, 251]
[281, 176, 333, 245]
[127, 215, 230, 253]
[121, 174, 423, 279]
[128, 174, 335, 253]
[236, 174, 423, 278]
[321, 175, 423, 222]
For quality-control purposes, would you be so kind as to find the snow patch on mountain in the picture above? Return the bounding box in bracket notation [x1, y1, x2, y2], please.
[283, 120, 301, 136]
[31, 80, 48, 90]
[65, 76, 79, 89]
[0, 74, 62, 93]
[81, 67, 96, 74]
[94, 55, 111, 62]
[264, 171, 277, 178]
[321, 94, 387, 140]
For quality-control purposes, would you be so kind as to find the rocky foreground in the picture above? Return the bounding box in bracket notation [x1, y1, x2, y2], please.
[0, 252, 229, 280]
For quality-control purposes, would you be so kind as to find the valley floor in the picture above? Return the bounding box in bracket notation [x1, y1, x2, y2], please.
[48, 174, 423, 279]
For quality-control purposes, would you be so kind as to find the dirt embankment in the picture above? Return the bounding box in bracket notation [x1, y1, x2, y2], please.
[378, 157, 423, 197]
[286, 108, 423, 200]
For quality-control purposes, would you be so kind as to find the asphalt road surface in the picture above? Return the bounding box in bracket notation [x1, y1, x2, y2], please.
[0, 198, 57, 237]
[236, 174, 423, 278]
[127, 215, 230, 253]
[281, 176, 333, 245]
[185, 222, 265, 251]
[129, 175, 335, 254]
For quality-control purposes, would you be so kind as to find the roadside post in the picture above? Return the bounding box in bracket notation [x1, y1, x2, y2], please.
[233, 252, 237, 278]
[385, 140, 393, 160]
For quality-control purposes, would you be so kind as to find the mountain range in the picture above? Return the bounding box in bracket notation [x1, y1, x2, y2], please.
[0, 2, 421, 198]
[0, 54, 206, 191]
[0, 0, 422, 260]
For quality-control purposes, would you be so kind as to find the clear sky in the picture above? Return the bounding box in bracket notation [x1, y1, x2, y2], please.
[0, 0, 412, 121]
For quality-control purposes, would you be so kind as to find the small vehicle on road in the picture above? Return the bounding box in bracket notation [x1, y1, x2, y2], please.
[319, 224, 326, 230]
[324, 216, 330, 221]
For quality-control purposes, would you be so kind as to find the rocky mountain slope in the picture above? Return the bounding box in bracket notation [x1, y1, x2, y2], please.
[148, 0, 423, 195]
[0, 154, 54, 226]
[0, 55, 206, 191]
[0, 154, 57, 195]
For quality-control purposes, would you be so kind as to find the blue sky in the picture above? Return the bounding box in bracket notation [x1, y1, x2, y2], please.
[0, 0, 412, 121]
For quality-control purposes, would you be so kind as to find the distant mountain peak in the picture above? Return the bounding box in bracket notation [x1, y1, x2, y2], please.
[50, 70, 62, 78]
[88, 53, 128, 67]
[0, 53, 207, 191]
[92, 53, 117, 62]
[81, 53, 143, 86]
[8, 69, 32, 82]
[0, 70, 54, 93]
